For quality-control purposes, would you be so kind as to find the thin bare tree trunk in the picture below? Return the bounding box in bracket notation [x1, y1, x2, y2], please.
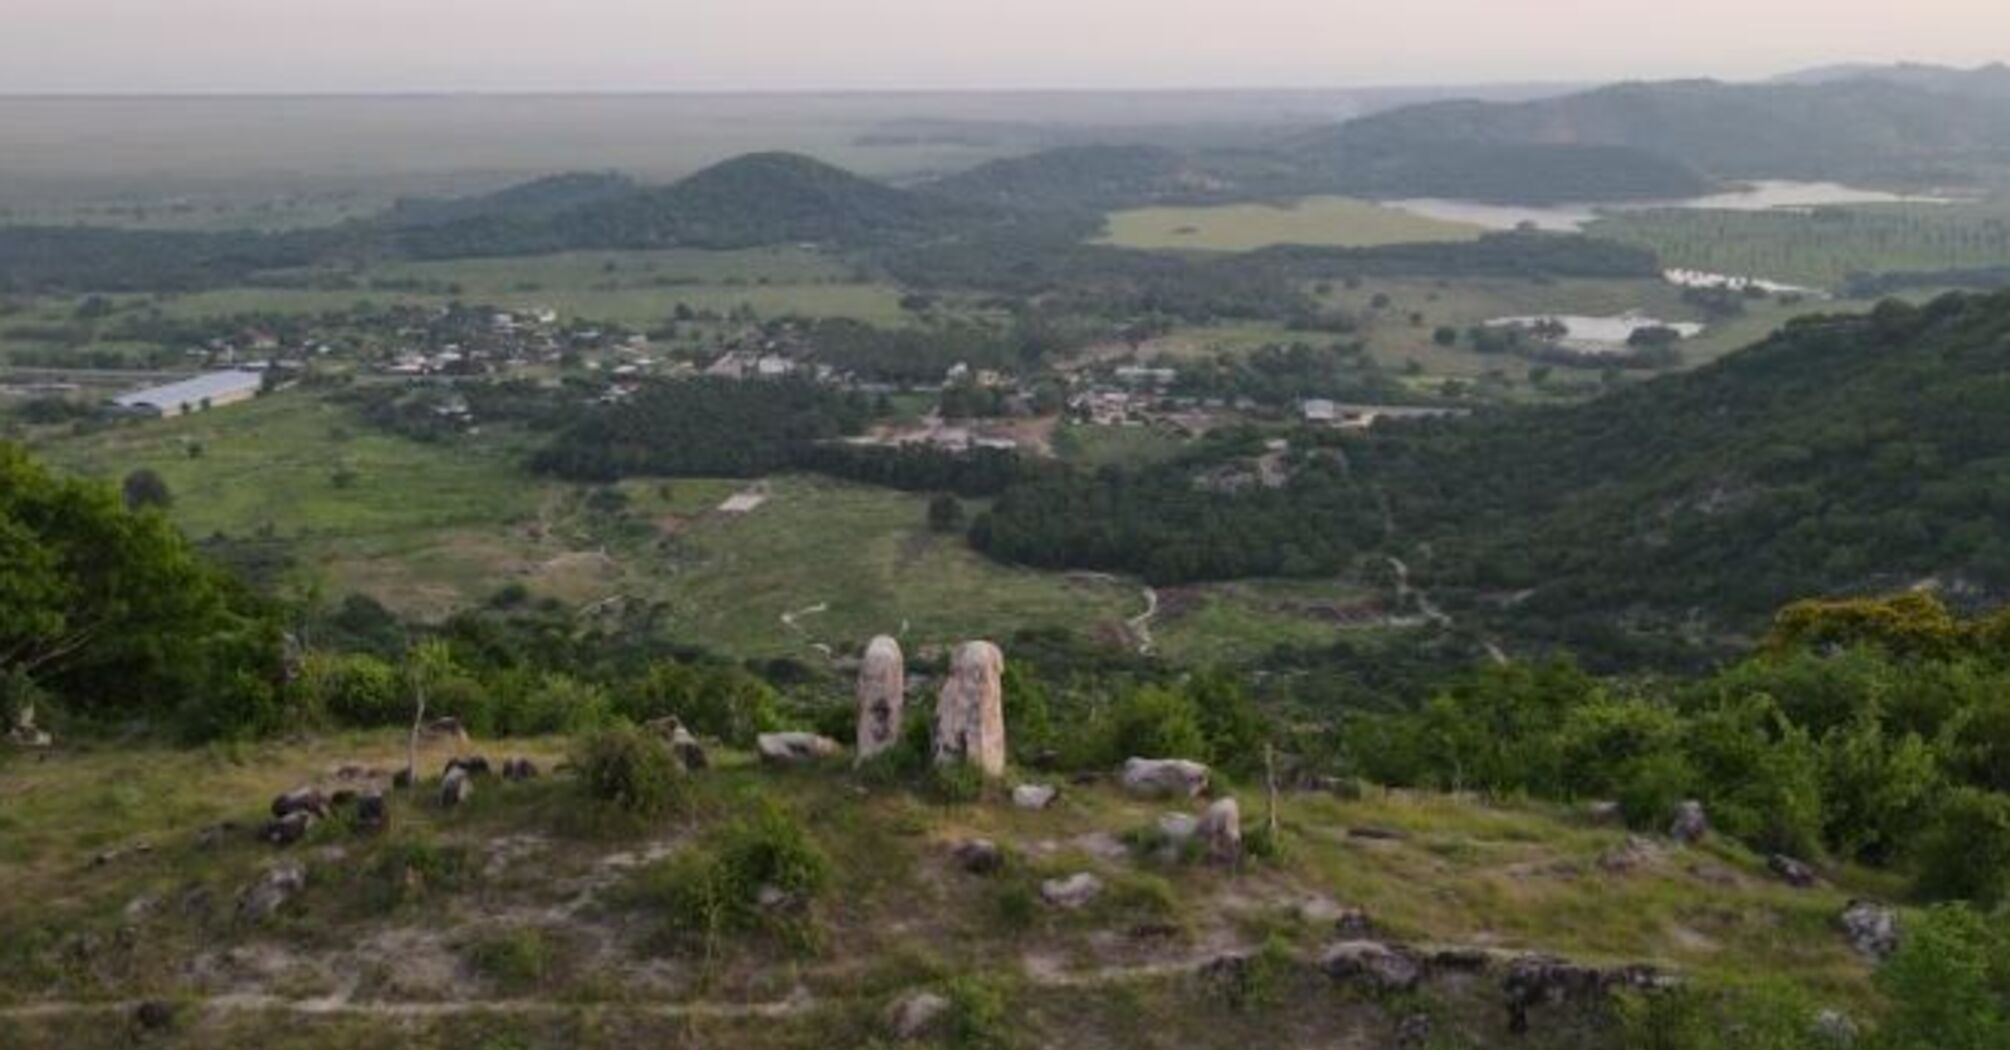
[405, 685, 425, 787]
[1264, 743, 1281, 841]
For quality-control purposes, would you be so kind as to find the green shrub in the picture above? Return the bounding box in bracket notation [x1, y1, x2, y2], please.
[491, 673, 613, 736]
[925, 761, 987, 804]
[296, 651, 401, 727]
[619, 661, 779, 746]
[1090, 685, 1208, 767]
[1614, 979, 1826, 1050]
[1914, 789, 2010, 907]
[1872, 904, 2010, 1050]
[643, 799, 830, 950]
[573, 726, 685, 817]
[1618, 750, 1698, 830]
[465, 928, 552, 991]
[362, 837, 473, 913]
[939, 974, 1012, 1050]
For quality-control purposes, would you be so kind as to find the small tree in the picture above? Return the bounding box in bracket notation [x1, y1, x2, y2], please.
[403, 639, 455, 784]
[927, 494, 965, 533]
[121, 468, 173, 510]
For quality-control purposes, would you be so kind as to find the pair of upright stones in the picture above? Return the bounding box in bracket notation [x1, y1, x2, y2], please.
[855, 635, 1005, 776]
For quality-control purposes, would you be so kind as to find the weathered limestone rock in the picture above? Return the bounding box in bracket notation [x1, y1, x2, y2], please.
[1012, 783, 1058, 811]
[1669, 799, 1709, 844]
[1838, 900, 1899, 961]
[443, 755, 492, 778]
[952, 838, 1005, 875]
[1585, 800, 1624, 825]
[855, 635, 906, 760]
[270, 786, 330, 821]
[501, 756, 539, 781]
[420, 717, 469, 744]
[1321, 940, 1422, 992]
[1502, 954, 1678, 1034]
[886, 990, 951, 1040]
[1813, 1009, 1859, 1045]
[1040, 872, 1103, 909]
[933, 641, 1006, 777]
[1768, 853, 1817, 888]
[8, 701, 52, 748]
[1198, 796, 1243, 864]
[354, 791, 389, 836]
[237, 862, 306, 921]
[757, 731, 843, 765]
[260, 810, 315, 846]
[645, 716, 709, 769]
[1120, 757, 1211, 799]
[440, 767, 473, 808]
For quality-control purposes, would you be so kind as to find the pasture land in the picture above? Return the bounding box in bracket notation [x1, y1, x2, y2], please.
[1590, 200, 2010, 289]
[1098, 195, 1484, 251]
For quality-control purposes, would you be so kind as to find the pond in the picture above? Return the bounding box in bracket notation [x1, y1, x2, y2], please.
[1485, 313, 1703, 354]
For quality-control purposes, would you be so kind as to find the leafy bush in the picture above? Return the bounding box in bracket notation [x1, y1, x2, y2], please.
[573, 726, 685, 817]
[1872, 904, 2010, 1050]
[465, 928, 552, 991]
[619, 661, 779, 746]
[1089, 685, 1208, 767]
[1614, 979, 1827, 1050]
[1914, 789, 2010, 907]
[938, 974, 1012, 1050]
[643, 799, 830, 949]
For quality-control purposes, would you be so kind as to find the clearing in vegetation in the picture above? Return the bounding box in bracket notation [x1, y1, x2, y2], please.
[1098, 196, 1485, 252]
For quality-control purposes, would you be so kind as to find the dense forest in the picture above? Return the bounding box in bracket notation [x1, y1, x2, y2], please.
[975, 291, 2010, 655]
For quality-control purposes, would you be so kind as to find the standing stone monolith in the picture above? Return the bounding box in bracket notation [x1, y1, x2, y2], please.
[933, 641, 1006, 776]
[855, 635, 906, 760]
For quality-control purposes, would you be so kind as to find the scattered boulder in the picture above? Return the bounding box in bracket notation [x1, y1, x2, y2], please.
[1768, 853, 1817, 888]
[1347, 825, 1407, 842]
[500, 756, 539, 781]
[1812, 1008, 1859, 1045]
[886, 990, 950, 1041]
[855, 634, 906, 761]
[952, 838, 1005, 875]
[237, 862, 306, 921]
[1585, 800, 1624, 825]
[259, 810, 315, 847]
[1669, 800, 1709, 844]
[1333, 908, 1374, 939]
[1012, 783, 1058, 811]
[270, 786, 330, 820]
[391, 768, 415, 791]
[353, 791, 389, 836]
[933, 641, 1007, 777]
[645, 716, 710, 770]
[420, 716, 469, 744]
[439, 767, 473, 808]
[90, 841, 154, 867]
[443, 754, 492, 778]
[1040, 872, 1103, 909]
[1120, 757, 1210, 799]
[1395, 1013, 1434, 1048]
[1597, 835, 1664, 875]
[757, 731, 843, 765]
[329, 789, 357, 809]
[8, 701, 52, 749]
[1431, 946, 1494, 972]
[193, 821, 241, 851]
[1503, 955, 1676, 1034]
[1321, 940, 1422, 993]
[1838, 900, 1899, 961]
[133, 1000, 176, 1032]
[1197, 796, 1242, 864]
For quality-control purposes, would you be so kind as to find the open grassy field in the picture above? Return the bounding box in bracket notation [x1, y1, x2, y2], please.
[1099, 196, 1484, 252]
[1589, 199, 2010, 290]
[0, 731, 1889, 1048]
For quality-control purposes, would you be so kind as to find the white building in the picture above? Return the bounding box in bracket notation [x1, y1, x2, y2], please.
[112, 371, 263, 418]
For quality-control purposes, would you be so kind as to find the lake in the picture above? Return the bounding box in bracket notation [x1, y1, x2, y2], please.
[1388, 180, 1953, 233]
[1486, 313, 1703, 353]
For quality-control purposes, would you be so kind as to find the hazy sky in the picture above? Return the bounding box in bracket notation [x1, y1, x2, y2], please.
[4, 0, 2007, 93]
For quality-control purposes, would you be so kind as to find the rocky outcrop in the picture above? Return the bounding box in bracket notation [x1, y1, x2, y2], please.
[501, 756, 539, 781]
[1198, 796, 1242, 864]
[646, 716, 709, 770]
[952, 838, 1005, 875]
[1503, 955, 1676, 1034]
[757, 731, 843, 765]
[933, 641, 1006, 776]
[1838, 900, 1899, 961]
[354, 791, 389, 835]
[1768, 853, 1817, 888]
[1321, 940, 1422, 992]
[443, 755, 492, 779]
[237, 862, 306, 921]
[1040, 872, 1103, 909]
[1669, 799, 1709, 844]
[8, 701, 51, 748]
[440, 767, 473, 807]
[420, 717, 469, 744]
[856, 635, 905, 760]
[886, 990, 950, 1040]
[260, 810, 315, 846]
[1121, 758, 1211, 798]
[270, 786, 330, 821]
[1012, 783, 1058, 811]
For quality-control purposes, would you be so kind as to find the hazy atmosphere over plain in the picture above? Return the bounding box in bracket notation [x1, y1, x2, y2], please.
[4, 0, 2008, 91]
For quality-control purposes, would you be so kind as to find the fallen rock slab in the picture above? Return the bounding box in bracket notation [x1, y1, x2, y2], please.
[757, 732, 843, 765]
[1041, 872, 1104, 909]
[1120, 757, 1210, 799]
